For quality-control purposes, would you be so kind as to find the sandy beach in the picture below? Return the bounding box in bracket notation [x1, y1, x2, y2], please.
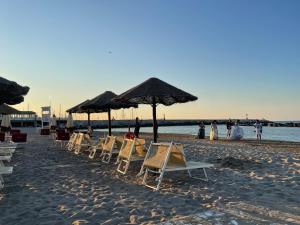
[0, 128, 300, 225]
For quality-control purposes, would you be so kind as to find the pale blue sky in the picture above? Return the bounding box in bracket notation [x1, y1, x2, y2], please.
[0, 0, 299, 120]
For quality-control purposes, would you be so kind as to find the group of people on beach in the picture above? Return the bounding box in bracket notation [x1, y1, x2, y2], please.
[198, 119, 263, 140]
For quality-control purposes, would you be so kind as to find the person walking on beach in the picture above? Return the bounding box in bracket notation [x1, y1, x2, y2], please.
[134, 117, 140, 138]
[226, 119, 233, 139]
[197, 122, 205, 139]
[254, 120, 263, 140]
[210, 120, 218, 140]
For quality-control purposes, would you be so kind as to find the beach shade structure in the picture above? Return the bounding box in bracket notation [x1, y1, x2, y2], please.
[81, 91, 137, 136]
[66, 113, 74, 128]
[0, 77, 29, 105]
[114, 77, 198, 142]
[0, 104, 20, 115]
[66, 100, 103, 126]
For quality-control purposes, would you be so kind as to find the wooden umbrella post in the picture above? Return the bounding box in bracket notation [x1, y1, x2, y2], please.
[152, 99, 157, 143]
[87, 111, 91, 126]
[108, 108, 112, 136]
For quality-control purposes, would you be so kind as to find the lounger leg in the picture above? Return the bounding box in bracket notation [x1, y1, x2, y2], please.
[101, 152, 112, 163]
[0, 175, 4, 189]
[188, 168, 209, 181]
[142, 168, 165, 191]
[117, 160, 129, 174]
[89, 147, 96, 159]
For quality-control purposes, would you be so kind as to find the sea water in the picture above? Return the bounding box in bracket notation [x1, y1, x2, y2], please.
[95, 125, 300, 142]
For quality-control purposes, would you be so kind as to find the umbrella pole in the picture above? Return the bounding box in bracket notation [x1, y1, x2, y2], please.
[152, 101, 157, 142]
[87, 112, 91, 126]
[108, 108, 112, 136]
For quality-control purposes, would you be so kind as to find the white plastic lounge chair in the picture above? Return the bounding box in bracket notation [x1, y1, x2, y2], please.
[138, 142, 213, 191]
[88, 137, 106, 159]
[0, 148, 15, 158]
[116, 138, 147, 174]
[0, 166, 13, 189]
[74, 133, 93, 155]
[100, 136, 117, 163]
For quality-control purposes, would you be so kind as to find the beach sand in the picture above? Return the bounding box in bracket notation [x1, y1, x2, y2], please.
[0, 128, 299, 225]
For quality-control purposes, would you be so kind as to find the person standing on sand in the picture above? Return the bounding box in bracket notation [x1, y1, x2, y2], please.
[210, 120, 218, 140]
[226, 119, 233, 139]
[134, 117, 140, 138]
[254, 120, 263, 140]
[197, 122, 205, 139]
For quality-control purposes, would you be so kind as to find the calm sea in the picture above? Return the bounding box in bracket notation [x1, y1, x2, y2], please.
[95, 125, 300, 142]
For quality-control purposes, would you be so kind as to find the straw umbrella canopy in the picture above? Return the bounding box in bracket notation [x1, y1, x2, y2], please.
[0, 104, 20, 115]
[81, 91, 137, 136]
[66, 113, 74, 128]
[114, 77, 198, 142]
[66, 100, 100, 126]
[0, 77, 29, 105]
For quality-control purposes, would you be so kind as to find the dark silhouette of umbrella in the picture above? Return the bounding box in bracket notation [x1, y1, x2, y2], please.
[81, 91, 137, 135]
[0, 104, 20, 115]
[0, 77, 29, 105]
[66, 100, 101, 126]
[114, 77, 198, 142]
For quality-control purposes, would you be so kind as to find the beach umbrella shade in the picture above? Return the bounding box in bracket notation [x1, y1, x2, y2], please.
[81, 91, 137, 135]
[114, 77, 198, 142]
[1, 115, 11, 128]
[0, 104, 20, 115]
[66, 100, 102, 126]
[66, 113, 74, 128]
[0, 77, 30, 105]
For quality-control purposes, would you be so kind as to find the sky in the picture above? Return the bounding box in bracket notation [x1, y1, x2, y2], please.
[0, 0, 299, 121]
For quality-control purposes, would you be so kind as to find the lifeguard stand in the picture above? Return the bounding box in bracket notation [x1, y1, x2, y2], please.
[41, 106, 51, 128]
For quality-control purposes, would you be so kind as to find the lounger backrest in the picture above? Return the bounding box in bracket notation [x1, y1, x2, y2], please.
[84, 134, 93, 145]
[103, 136, 115, 152]
[118, 139, 135, 159]
[97, 137, 106, 148]
[115, 136, 124, 149]
[167, 143, 186, 167]
[143, 143, 172, 169]
[135, 138, 146, 157]
[76, 133, 84, 145]
[69, 133, 77, 144]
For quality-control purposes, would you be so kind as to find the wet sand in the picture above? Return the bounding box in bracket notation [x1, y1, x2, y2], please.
[0, 128, 299, 224]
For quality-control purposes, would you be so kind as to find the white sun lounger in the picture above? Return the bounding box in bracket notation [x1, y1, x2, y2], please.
[88, 137, 106, 159]
[74, 133, 93, 155]
[138, 142, 213, 191]
[116, 138, 147, 174]
[100, 136, 117, 163]
[0, 166, 13, 189]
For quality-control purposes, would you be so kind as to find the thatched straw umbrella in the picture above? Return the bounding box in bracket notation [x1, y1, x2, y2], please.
[0, 104, 19, 131]
[81, 91, 137, 136]
[114, 77, 198, 142]
[0, 77, 29, 105]
[66, 100, 100, 126]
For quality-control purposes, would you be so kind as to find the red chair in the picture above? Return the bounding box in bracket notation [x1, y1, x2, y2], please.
[12, 133, 27, 143]
[0, 132, 5, 142]
[125, 132, 135, 140]
[40, 129, 50, 135]
[55, 132, 70, 147]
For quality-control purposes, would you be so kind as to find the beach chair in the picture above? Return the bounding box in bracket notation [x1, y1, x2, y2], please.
[0, 147, 15, 158]
[116, 138, 147, 174]
[88, 137, 106, 159]
[66, 133, 79, 151]
[74, 133, 93, 155]
[100, 136, 116, 163]
[138, 142, 213, 191]
[0, 166, 13, 189]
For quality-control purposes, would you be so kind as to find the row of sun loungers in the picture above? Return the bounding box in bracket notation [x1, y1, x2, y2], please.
[63, 132, 213, 191]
